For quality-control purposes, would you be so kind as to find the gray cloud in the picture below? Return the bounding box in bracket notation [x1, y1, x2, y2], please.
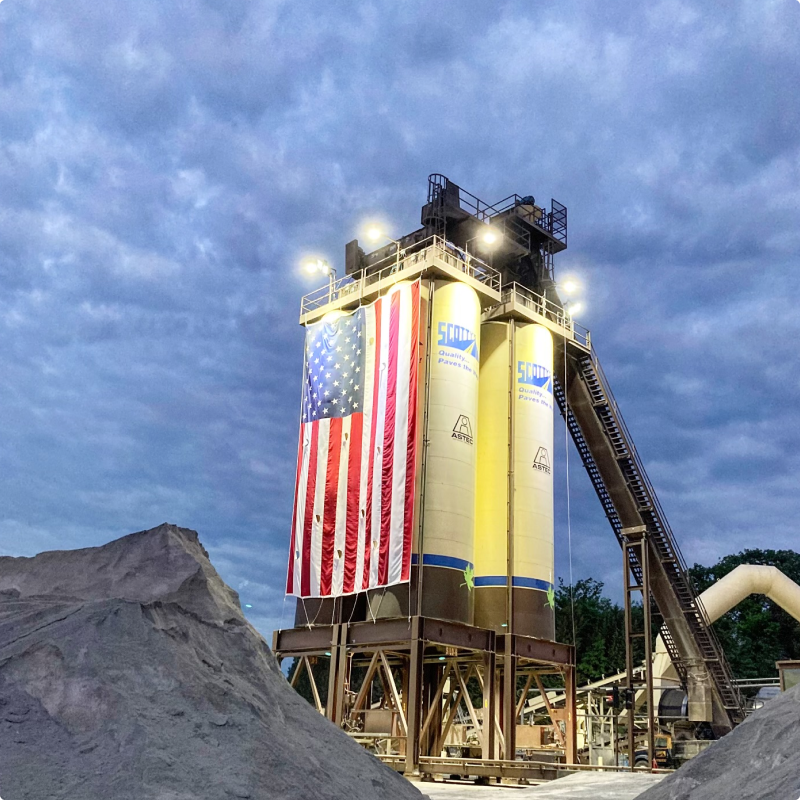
[1, 0, 798, 634]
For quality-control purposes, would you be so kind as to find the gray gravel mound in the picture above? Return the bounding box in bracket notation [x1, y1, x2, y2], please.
[636, 684, 800, 800]
[0, 523, 423, 800]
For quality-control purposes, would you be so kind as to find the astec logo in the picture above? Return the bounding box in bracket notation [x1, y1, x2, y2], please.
[517, 361, 552, 393]
[533, 446, 551, 474]
[438, 322, 478, 359]
[452, 414, 474, 445]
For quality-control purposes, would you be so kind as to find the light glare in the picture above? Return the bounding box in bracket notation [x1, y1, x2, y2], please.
[366, 226, 382, 241]
[562, 280, 577, 294]
[304, 258, 330, 276]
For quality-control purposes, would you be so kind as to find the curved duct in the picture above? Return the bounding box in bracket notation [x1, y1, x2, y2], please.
[696, 564, 800, 625]
[654, 565, 800, 686]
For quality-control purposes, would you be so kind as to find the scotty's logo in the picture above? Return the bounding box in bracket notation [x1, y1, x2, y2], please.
[438, 322, 478, 359]
[517, 361, 552, 393]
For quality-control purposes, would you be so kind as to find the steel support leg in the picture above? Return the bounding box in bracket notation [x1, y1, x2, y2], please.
[404, 617, 423, 774]
[622, 525, 655, 770]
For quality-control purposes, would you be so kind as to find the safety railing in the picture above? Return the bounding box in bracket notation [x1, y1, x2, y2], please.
[427, 174, 568, 246]
[502, 283, 591, 350]
[300, 235, 501, 316]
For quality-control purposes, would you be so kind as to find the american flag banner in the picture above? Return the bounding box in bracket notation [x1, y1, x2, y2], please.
[287, 280, 421, 598]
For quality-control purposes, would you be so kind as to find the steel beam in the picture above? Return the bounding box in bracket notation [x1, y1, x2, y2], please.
[277, 615, 576, 778]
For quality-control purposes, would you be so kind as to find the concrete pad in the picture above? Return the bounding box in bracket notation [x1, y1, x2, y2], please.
[417, 771, 664, 800]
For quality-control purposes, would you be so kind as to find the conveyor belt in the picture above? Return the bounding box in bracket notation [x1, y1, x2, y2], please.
[553, 345, 744, 731]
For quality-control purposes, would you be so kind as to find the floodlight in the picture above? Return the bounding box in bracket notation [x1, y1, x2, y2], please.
[304, 258, 331, 275]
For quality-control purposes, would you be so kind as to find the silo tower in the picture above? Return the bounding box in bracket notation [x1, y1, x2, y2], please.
[275, 174, 582, 775]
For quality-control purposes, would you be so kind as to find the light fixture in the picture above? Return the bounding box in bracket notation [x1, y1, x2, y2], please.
[302, 257, 337, 303]
[465, 227, 501, 262]
[305, 258, 331, 275]
[362, 224, 403, 272]
[364, 225, 400, 246]
[562, 280, 577, 294]
[567, 302, 583, 317]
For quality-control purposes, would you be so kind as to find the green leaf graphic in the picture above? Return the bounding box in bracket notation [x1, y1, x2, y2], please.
[461, 564, 475, 591]
[545, 585, 556, 609]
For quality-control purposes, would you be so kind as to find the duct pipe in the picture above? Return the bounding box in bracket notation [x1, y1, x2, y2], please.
[696, 564, 800, 625]
[654, 565, 800, 685]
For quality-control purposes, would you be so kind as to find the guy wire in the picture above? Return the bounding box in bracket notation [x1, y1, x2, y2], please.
[564, 345, 577, 650]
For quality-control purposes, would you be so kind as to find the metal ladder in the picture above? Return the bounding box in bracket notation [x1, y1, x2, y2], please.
[553, 348, 744, 725]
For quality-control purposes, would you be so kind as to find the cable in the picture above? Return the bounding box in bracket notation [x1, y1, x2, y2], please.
[346, 593, 359, 624]
[300, 596, 312, 630]
[367, 588, 380, 624]
[564, 348, 578, 650]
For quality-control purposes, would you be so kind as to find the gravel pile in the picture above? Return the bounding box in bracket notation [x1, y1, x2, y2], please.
[636, 684, 800, 800]
[0, 523, 422, 800]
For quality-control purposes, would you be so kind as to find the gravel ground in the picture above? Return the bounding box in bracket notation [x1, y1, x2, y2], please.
[636, 685, 800, 800]
[417, 772, 664, 799]
[0, 523, 424, 800]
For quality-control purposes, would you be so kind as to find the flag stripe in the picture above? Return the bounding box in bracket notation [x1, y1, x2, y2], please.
[402, 282, 421, 580]
[309, 419, 330, 596]
[343, 413, 363, 594]
[286, 428, 304, 593]
[386, 285, 410, 584]
[370, 297, 391, 588]
[389, 285, 412, 584]
[379, 290, 401, 586]
[332, 415, 351, 596]
[355, 306, 377, 591]
[320, 416, 342, 596]
[293, 427, 312, 595]
[362, 298, 382, 590]
[300, 422, 319, 597]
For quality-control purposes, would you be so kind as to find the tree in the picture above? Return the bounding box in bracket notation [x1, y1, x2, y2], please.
[689, 549, 800, 679]
[554, 577, 628, 684]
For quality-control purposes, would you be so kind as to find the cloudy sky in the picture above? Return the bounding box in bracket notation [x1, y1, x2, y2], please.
[1, 0, 798, 637]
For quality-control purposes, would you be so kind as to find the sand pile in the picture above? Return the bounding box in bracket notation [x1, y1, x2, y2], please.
[636, 684, 800, 800]
[0, 523, 423, 800]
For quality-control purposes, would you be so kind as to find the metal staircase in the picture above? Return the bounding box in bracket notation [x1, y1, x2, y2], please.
[554, 346, 744, 730]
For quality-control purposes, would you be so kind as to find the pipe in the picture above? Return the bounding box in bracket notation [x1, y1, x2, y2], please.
[654, 564, 800, 684]
[696, 564, 800, 625]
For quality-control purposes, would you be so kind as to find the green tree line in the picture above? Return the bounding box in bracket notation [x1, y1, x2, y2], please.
[556, 548, 800, 683]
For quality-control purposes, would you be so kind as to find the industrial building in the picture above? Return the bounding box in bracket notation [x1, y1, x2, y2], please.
[272, 175, 746, 781]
